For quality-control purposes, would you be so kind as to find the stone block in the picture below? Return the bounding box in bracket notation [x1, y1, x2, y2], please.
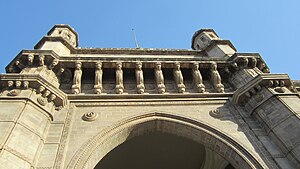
[258, 136, 283, 157]
[45, 123, 64, 143]
[36, 143, 59, 167]
[280, 96, 300, 114]
[207, 44, 235, 58]
[257, 106, 292, 130]
[274, 157, 295, 169]
[40, 41, 70, 55]
[272, 115, 300, 151]
[0, 122, 14, 147]
[19, 104, 50, 138]
[0, 150, 31, 169]
[6, 124, 42, 163]
[290, 144, 300, 164]
[0, 101, 26, 122]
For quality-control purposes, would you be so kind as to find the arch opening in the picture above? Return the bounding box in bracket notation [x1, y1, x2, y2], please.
[68, 113, 263, 169]
[95, 131, 209, 169]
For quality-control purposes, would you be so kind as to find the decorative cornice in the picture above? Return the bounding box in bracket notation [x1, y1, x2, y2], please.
[5, 50, 61, 73]
[0, 74, 67, 107]
[74, 47, 204, 55]
[232, 74, 295, 105]
[228, 53, 270, 73]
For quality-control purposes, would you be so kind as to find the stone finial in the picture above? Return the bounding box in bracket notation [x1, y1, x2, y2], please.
[47, 24, 78, 47]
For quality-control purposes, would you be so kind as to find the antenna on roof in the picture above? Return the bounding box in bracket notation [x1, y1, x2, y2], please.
[132, 28, 140, 49]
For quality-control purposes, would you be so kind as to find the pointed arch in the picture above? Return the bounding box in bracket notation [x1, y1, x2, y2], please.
[67, 112, 265, 169]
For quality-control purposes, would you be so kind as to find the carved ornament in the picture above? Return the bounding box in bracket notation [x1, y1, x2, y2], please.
[82, 112, 98, 121]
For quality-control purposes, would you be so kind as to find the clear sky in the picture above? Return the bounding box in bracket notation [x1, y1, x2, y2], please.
[0, 0, 299, 79]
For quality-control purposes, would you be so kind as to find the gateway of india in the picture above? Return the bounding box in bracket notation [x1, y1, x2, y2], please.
[0, 24, 300, 169]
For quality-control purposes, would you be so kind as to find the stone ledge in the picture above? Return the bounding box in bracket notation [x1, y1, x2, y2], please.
[232, 74, 295, 105]
[0, 74, 67, 108]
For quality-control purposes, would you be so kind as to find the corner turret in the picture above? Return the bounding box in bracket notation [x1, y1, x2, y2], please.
[192, 29, 236, 58]
[34, 24, 78, 55]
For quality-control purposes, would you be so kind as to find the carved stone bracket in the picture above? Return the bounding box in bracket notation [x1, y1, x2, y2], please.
[94, 62, 103, 94]
[192, 62, 205, 93]
[155, 62, 166, 94]
[115, 62, 124, 94]
[135, 62, 145, 94]
[5, 80, 30, 96]
[173, 62, 186, 93]
[210, 62, 224, 93]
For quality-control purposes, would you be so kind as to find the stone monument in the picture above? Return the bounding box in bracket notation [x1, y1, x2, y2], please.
[0, 24, 300, 169]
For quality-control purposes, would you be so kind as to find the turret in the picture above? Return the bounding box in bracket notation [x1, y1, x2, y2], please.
[191, 29, 236, 58]
[34, 24, 78, 55]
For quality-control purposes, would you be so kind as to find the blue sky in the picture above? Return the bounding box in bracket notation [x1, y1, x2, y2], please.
[0, 0, 299, 79]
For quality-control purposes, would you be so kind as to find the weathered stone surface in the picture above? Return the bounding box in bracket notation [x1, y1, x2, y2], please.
[0, 150, 31, 169]
[0, 24, 299, 169]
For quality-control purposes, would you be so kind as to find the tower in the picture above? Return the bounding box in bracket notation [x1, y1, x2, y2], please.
[0, 24, 299, 169]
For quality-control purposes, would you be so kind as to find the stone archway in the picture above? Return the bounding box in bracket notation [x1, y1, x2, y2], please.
[95, 131, 208, 169]
[67, 112, 264, 169]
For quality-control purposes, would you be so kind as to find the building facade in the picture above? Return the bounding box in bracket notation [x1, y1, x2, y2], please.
[0, 25, 300, 169]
